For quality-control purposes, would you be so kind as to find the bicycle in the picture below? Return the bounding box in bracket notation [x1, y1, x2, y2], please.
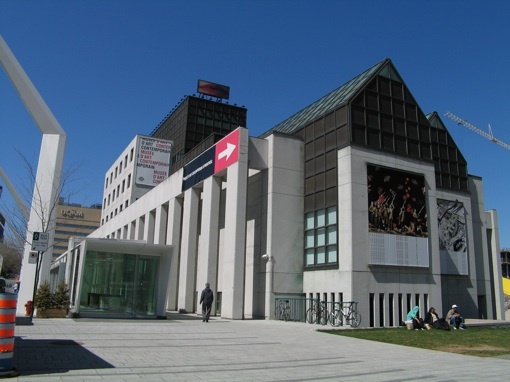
[329, 301, 361, 328]
[278, 300, 291, 322]
[306, 300, 329, 325]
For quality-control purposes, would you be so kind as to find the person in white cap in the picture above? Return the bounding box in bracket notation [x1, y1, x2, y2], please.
[445, 304, 465, 330]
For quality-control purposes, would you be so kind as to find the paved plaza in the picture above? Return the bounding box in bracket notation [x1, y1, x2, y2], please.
[10, 314, 510, 381]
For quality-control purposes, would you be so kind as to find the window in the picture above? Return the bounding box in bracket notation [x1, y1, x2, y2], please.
[304, 206, 337, 266]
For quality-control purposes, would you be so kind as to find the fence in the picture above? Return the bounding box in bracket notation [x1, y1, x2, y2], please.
[274, 297, 360, 327]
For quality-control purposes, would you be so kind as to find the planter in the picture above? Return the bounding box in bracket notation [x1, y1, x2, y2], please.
[36, 308, 67, 318]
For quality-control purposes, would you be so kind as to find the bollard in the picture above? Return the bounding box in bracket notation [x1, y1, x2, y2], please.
[0, 293, 18, 377]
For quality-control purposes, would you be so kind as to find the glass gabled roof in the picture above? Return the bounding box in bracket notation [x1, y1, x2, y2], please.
[265, 59, 389, 135]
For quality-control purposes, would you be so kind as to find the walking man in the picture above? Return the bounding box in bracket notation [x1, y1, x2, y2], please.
[200, 283, 214, 322]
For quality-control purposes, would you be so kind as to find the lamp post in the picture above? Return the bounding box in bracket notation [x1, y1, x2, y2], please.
[262, 254, 274, 320]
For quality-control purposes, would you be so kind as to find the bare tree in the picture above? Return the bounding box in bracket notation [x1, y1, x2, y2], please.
[2, 150, 82, 251]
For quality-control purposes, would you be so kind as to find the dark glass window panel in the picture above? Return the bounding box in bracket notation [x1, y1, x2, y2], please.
[395, 136, 407, 154]
[419, 125, 430, 143]
[325, 187, 337, 207]
[366, 78, 377, 91]
[367, 111, 379, 129]
[379, 77, 391, 95]
[393, 100, 404, 117]
[325, 112, 335, 132]
[315, 118, 325, 136]
[305, 141, 314, 161]
[366, 92, 378, 110]
[367, 129, 380, 149]
[420, 143, 432, 160]
[315, 191, 325, 209]
[438, 130, 447, 144]
[407, 122, 418, 140]
[325, 131, 336, 151]
[450, 162, 459, 176]
[382, 133, 394, 151]
[325, 150, 336, 170]
[405, 103, 417, 121]
[380, 96, 392, 114]
[305, 194, 315, 212]
[435, 172, 442, 187]
[315, 173, 325, 191]
[391, 82, 403, 99]
[460, 178, 468, 191]
[441, 174, 451, 189]
[315, 135, 325, 155]
[381, 115, 392, 132]
[448, 147, 457, 161]
[337, 125, 348, 146]
[408, 140, 420, 158]
[439, 145, 448, 159]
[325, 168, 336, 189]
[352, 94, 364, 106]
[450, 177, 460, 191]
[336, 107, 347, 126]
[430, 130, 438, 143]
[305, 176, 315, 195]
[394, 119, 406, 136]
[305, 159, 314, 177]
[352, 106, 365, 125]
[305, 124, 314, 143]
[441, 160, 449, 173]
[431, 144, 439, 159]
[459, 165, 467, 177]
[352, 125, 366, 145]
[315, 154, 325, 174]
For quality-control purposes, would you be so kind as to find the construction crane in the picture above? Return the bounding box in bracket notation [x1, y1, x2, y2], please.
[444, 112, 510, 151]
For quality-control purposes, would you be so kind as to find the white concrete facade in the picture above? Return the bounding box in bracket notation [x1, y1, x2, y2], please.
[85, 125, 502, 325]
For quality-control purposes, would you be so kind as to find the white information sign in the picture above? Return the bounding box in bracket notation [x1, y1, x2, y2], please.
[135, 136, 173, 187]
[31, 231, 49, 251]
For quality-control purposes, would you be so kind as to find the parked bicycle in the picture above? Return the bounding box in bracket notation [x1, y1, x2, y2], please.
[329, 301, 361, 328]
[306, 300, 329, 325]
[278, 299, 291, 321]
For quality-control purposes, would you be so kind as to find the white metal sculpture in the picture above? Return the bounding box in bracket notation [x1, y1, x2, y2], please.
[0, 35, 67, 316]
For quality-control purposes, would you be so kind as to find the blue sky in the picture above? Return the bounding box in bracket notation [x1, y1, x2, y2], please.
[1, 1, 510, 248]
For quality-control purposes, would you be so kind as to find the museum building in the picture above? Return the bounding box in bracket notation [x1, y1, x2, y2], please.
[61, 59, 504, 325]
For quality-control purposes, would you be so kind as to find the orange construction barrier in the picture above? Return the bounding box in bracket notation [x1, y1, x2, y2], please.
[0, 293, 18, 377]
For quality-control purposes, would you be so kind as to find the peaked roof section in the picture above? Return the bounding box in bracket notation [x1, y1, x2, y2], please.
[427, 111, 468, 165]
[265, 59, 391, 136]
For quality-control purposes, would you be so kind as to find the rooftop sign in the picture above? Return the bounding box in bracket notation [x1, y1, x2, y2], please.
[197, 80, 230, 100]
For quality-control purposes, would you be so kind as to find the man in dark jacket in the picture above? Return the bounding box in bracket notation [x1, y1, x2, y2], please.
[200, 283, 214, 322]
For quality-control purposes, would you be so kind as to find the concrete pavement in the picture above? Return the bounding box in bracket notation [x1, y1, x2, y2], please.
[10, 313, 510, 381]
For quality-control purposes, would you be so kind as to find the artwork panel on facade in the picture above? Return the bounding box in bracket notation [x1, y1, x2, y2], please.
[367, 164, 429, 267]
[437, 199, 468, 275]
[367, 164, 427, 237]
[135, 136, 173, 187]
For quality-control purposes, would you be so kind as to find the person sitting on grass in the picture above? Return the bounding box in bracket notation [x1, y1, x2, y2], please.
[424, 307, 450, 330]
[406, 306, 424, 330]
[445, 304, 465, 330]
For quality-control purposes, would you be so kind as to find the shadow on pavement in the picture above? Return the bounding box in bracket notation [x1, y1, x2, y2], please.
[13, 337, 114, 377]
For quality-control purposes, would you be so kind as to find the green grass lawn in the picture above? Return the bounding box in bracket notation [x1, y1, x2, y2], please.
[320, 326, 510, 358]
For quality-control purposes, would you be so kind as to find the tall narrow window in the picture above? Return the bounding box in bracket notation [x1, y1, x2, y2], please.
[304, 206, 337, 267]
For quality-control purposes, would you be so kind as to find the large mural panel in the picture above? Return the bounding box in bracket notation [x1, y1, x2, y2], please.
[367, 164, 429, 267]
[437, 199, 468, 275]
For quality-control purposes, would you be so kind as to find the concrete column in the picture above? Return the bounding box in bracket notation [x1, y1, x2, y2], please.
[166, 197, 182, 311]
[154, 204, 168, 245]
[221, 130, 249, 319]
[144, 210, 156, 244]
[178, 187, 200, 313]
[196, 176, 221, 314]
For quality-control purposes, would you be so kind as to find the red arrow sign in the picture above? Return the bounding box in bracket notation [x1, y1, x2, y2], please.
[214, 129, 240, 173]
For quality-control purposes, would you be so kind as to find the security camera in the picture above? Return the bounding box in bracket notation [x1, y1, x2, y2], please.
[262, 254, 269, 259]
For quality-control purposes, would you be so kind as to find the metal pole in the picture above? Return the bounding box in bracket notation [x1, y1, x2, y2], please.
[29, 251, 42, 320]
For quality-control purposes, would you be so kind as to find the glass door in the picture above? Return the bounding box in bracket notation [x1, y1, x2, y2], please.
[133, 256, 159, 317]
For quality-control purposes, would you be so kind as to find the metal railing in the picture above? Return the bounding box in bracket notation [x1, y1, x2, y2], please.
[274, 297, 361, 327]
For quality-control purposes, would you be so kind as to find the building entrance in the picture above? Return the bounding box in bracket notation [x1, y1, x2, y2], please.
[78, 251, 159, 318]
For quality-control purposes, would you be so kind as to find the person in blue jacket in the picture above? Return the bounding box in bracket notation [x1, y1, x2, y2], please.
[406, 306, 424, 330]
